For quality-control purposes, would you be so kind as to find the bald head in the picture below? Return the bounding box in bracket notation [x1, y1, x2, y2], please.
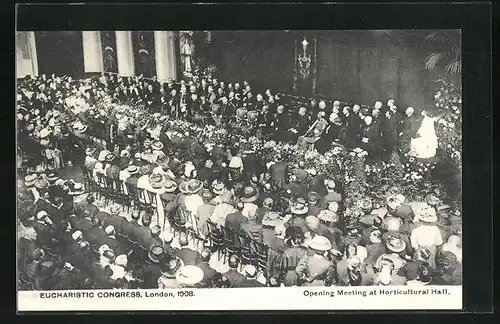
[200, 249, 211, 262]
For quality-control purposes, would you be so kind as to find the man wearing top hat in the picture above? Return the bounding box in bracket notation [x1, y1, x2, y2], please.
[141, 245, 169, 288]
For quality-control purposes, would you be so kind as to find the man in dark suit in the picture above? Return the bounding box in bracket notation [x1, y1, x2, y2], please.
[223, 255, 246, 288]
[86, 217, 108, 248]
[94, 208, 110, 224]
[73, 209, 94, 233]
[103, 225, 127, 255]
[196, 249, 218, 287]
[175, 234, 200, 266]
[381, 108, 401, 161]
[33, 211, 58, 247]
[134, 213, 153, 248]
[240, 264, 264, 287]
[102, 205, 127, 234]
[258, 105, 272, 126]
[364, 230, 386, 267]
[398, 107, 419, 154]
[286, 107, 310, 144]
[272, 105, 289, 143]
[360, 116, 382, 161]
[122, 211, 141, 240]
[225, 201, 248, 233]
[198, 159, 216, 183]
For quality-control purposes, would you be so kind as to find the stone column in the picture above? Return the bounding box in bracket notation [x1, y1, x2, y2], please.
[115, 31, 135, 76]
[16, 31, 38, 78]
[82, 31, 104, 73]
[154, 31, 178, 82]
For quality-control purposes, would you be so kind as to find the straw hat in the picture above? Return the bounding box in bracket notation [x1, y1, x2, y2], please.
[36, 211, 48, 220]
[68, 182, 85, 196]
[98, 150, 111, 162]
[240, 186, 258, 203]
[317, 210, 338, 223]
[24, 174, 37, 187]
[77, 124, 88, 133]
[163, 180, 178, 193]
[416, 205, 438, 223]
[39, 128, 51, 139]
[212, 181, 225, 195]
[187, 179, 203, 194]
[358, 198, 373, 211]
[176, 265, 204, 286]
[261, 211, 283, 227]
[325, 179, 336, 190]
[386, 194, 403, 210]
[243, 264, 257, 277]
[72, 230, 83, 241]
[46, 172, 59, 183]
[149, 174, 165, 189]
[179, 180, 191, 194]
[328, 202, 339, 213]
[34, 178, 48, 190]
[115, 254, 128, 268]
[105, 153, 116, 163]
[151, 141, 164, 151]
[385, 235, 406, 253]
[291, 203, 308, 215]
[425, 194, 442, 206]
[127, 165, 139, 175]
[308, 235, 332, 251]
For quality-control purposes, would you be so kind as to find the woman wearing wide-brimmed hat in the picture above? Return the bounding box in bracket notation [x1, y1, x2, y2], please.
[176, 265, 204, 288]
[410, 204, 443, 268]
[375, 235, 408, 274]
[295, 235, 337, 286]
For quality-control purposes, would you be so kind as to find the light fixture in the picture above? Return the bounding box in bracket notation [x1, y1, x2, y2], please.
[301, 38, 309, 47]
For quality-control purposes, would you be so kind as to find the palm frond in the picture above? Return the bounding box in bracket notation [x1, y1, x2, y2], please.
[424, 31, 453, 45]
[425, 52, 449, 71]
[445, 60, 462, 74]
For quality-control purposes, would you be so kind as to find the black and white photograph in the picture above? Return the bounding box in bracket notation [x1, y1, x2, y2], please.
[16, 28, 465, 310]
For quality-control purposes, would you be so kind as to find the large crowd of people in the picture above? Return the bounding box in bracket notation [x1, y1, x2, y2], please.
[17, 72, 462, 290]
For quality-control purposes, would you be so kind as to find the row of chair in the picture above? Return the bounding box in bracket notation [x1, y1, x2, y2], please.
[82, 166, 275, 279]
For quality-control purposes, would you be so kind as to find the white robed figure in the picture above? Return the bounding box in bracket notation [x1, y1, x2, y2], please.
[410, 110, 439, 159]
[181, 39, 193, 73]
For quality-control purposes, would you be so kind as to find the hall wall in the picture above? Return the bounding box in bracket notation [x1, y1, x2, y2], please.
[210, 31, 295, 94]
[34, 31, 85, 78]
[210, 31, 456, 110]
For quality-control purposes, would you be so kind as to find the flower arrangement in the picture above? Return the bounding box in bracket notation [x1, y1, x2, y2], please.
[433, 78, 462, 169]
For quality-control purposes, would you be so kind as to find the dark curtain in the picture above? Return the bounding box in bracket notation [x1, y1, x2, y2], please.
[316, 32, 435, 110]
[132, 31, 156, 78]
[211, 31, 294, 94]
[100, 31, 118, 73]
[35, 31, 84, 78]
[208, 31, 452, 110]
